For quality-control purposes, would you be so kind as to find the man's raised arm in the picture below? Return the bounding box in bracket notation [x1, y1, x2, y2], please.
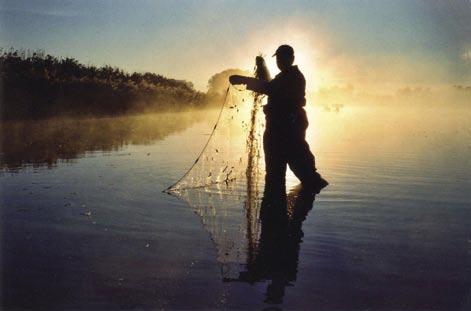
[229, 75, 270, 95]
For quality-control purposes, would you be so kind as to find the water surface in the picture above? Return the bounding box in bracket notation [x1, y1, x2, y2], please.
[1, 106, 470, 310]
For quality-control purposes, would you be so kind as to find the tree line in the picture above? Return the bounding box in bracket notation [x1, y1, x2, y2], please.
[0, 48, 206, 120]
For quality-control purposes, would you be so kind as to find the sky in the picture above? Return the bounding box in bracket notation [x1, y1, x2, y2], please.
[1, 0, 470, 92]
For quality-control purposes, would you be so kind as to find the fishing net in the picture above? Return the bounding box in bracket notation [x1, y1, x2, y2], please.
[165, 57, 269, 279]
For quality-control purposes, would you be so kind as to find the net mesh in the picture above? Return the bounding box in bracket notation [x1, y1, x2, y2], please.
[165, 58, 269, 279]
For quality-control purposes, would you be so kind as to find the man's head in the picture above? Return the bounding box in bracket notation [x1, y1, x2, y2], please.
[273, 44, 294, 71]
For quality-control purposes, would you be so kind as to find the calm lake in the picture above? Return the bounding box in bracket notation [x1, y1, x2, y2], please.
[1, 105, 470, 310]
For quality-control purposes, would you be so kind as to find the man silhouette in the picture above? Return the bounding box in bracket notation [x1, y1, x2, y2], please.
[229, 44, 327, 194]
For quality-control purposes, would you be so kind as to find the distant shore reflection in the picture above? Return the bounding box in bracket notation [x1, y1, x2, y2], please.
[0, 111, 205, 170]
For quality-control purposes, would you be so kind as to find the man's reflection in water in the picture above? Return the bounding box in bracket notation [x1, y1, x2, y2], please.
[225, 184, 319, 305]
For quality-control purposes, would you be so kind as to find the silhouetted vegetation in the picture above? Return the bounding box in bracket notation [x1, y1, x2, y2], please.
[0, 48, 204, 120]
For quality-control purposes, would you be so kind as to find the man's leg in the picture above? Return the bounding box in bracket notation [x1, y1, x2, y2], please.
[287, 135, 317, 184]
[287, 127, 327, 190]
[264, 128, 287, 196]
[287, 109, 316, 183]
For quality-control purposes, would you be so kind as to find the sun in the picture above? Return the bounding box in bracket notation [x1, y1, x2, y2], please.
[264, 47, 321, 90]
[231, 23, 328, 92]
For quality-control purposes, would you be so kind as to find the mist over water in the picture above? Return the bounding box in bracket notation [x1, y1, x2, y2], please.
[0, 111, 208, 170]
[1, 104, 470, 310]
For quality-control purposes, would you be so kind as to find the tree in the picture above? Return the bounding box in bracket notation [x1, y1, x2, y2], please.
[207, 68, 251, 96]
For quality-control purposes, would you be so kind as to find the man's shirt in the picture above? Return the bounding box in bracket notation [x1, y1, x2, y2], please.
[246, 65, 306, 119]
[265, 65, 306, 115]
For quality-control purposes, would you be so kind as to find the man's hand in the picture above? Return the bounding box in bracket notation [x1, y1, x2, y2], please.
[255, 56, 265, 67]
[229, 75, 248, 85]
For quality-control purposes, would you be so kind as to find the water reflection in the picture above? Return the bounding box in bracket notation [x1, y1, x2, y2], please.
[225, 185, 317, 305]
[0, 111, 204, 170]
[1, 105, 470, 309]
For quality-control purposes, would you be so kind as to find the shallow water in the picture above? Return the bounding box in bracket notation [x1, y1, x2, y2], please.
[1, 105, 470, 310]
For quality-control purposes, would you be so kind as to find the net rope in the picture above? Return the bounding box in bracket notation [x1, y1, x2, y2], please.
[163, 86, 232, 192]
[165, 60, 267, 195]
[164, 57, 268, 279]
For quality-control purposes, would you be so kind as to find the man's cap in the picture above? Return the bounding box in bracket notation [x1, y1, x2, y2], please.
[272, 44, 294, 57]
